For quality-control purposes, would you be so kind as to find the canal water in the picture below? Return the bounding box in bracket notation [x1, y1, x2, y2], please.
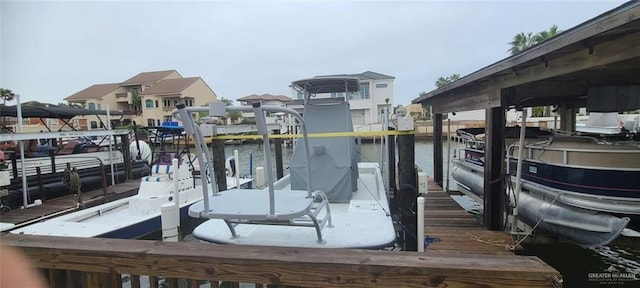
[156, 138, 638, 288]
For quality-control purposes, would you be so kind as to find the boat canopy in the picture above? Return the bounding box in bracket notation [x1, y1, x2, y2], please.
[0, 105, 123, 118]
[291, 77, 359, 102]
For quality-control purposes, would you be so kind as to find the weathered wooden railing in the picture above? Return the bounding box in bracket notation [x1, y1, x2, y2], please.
[1, 234, 561, 287]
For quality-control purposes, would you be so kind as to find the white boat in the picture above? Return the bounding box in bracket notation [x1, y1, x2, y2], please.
[452, 123, 640, 247]
[8, 126, 253, 238]
[181, 77, 396, 249]
[8, 159, 252, 238]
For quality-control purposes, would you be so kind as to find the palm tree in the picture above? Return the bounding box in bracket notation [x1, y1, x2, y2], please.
[0, 88, 15, 106]
[534, 25, 560, 43]
[508, 32, 535, 55]
[435, 74, 461, 88]
[509, 25, 562, 116]
[509, 25, 562, 55]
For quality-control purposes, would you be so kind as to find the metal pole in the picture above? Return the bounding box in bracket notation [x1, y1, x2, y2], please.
[172, 158, 180, 237]
[16, 94, 29, 208]
[445, 118, 451, 192]
[106, 105, 115, 186]
[511, 109, 528, 235]
[417, 196, 425, 252]
[234, 149, 240, 188]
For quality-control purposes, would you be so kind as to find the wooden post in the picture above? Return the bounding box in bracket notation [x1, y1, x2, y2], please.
[387, 129, 396, 196]
[49, 149, 56, 173]
[274, 129, 284, 180]
[86, 272, 113, 288]
[558, 105, 577, 132]
[36, 167, 45, 203]
[131, 275, 141, 288]
[398, 133, 417, 251]
[433, 114, 443, 186]
[121, 134, 132, 180]
[212, 139, 227, 191]
[484, 107, 505, 231]
[64, 163, 82, 206]
[66, 270, 83, 288]
[149, 276, 159, 288]
[100, 163, 108, 197]
[46, 269, 64, 288]
[10, 152, 17, 179]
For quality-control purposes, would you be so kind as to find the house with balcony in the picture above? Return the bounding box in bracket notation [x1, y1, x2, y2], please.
[290, 71, 394, 131]
[65, 70, 217, 128]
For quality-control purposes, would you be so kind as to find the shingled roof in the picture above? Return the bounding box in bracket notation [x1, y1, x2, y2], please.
[139, 77, 200, 96]
[237, 94, 293, 102]
[121, 70, 180, 85]
[64, 83, 121, 101]
[318, 71, 395, 81]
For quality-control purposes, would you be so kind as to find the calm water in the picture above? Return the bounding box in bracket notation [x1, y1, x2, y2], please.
[193, 138, 639, 288]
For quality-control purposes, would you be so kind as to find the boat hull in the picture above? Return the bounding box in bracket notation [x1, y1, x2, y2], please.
[190, 163, 396, 249]
[452, 159, 631, 247]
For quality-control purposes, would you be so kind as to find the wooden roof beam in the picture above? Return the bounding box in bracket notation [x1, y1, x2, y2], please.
[424, 31, 640, 114]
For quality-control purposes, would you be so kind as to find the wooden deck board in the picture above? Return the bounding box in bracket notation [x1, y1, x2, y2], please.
[422, 178, 519, 256]
[0, 180, 141, 227]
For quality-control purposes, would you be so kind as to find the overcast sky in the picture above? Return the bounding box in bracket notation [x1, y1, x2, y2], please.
[0, 0, 628, 107]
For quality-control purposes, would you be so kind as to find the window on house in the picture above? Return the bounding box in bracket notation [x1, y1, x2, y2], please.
[90, 121, 98, 129]
[155, 100, 159, 108]
[157, 119, 161, 126]
[297, 91, 304, 99]
[347, 84, 370, 100]
[147, 119, 155, 127]
[88, 103, 96, 110]
[360, 83, 370, 99]
[375, 83, 388, 88]
[146, 100, 154, 108]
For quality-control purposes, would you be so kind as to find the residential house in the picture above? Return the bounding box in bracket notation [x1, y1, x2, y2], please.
[290, 71, 394, 131]
[65, 70, 217, 128]
[404, 104, 425, 119]
[236, 94, 293, 125]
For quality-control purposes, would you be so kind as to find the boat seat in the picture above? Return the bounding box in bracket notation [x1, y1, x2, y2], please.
[143, 164, 173, 182]
[189, 188, 332, 243]
[152, 164, 172, 175]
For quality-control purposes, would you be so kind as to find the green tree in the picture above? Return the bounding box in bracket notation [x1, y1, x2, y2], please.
[534, 25, 560, 44]
[508, 32, 536, 55]
[509, 25, 562, 116]
[1, 88, 16, 106]
[435, 74, 461, 88]
[131, 89, 141, 110]
[219, 97, 233, 106]
[508, 25, 562, 55]
[227, 111, 242, 124]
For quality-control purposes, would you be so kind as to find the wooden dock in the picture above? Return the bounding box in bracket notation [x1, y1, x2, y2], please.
[0, 176, 562, 287]
[421, 177, 519, 255]
[0, 180, 140, 228]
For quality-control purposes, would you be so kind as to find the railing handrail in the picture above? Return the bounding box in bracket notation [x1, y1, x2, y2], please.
[0, 234, 560, 287]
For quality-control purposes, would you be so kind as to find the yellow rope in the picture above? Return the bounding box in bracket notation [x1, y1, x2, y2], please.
[209, 130, 415, 140]
[465, 232, 510, 248]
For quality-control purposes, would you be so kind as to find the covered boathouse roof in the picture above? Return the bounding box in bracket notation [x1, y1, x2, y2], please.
[0, 105, 123, 119]
[412, 1, 640, 114]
